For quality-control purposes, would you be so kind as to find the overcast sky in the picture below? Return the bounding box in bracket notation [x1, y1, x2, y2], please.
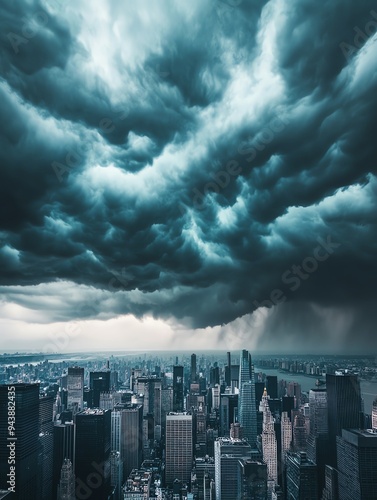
[0, 0, 376, 354]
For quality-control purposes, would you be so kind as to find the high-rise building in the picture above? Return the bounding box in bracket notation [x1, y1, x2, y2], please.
[225, 352, 231, 387]
[53, 420, 76, 499]
[173, 366, 184, 412]
[191, 354, 197, 383]
[321, 464, 338, 500]
[281, 411, 292, 463]
[337, 428, 377, 500]
[57, 458, 75, 500]
[90, 371, 110, 408]
[260, 389, 278, 484]
[75, 408, 111, 500]
[307, 388, 328, 496]
[372, 398, 377, 432]
[266, 376, 278, 399]
[326, 372, 362, 466]
[0, 383, 40, 499]
[214, 437, 252, 500]
[67, 367, 84, 411]
[110, 451, 123, 500]
[39, 394, 54, 500]
[111, 403, 143, 479]
[238, 459, 267, 500]
[220, 393, 238, 437]
[293, 413, 307, 452]
[165, 413, 193, 486]
[238, 350, 257, 448]
[286, 451, 317, 500]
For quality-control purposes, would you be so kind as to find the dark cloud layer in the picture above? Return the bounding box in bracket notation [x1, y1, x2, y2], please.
[0, 0, 377, 351]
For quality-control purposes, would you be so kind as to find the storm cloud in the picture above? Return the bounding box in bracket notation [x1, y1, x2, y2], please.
[0, 0, 377, 351]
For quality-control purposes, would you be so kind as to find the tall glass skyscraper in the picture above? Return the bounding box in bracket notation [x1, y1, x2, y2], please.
[238, 350, 257, 448]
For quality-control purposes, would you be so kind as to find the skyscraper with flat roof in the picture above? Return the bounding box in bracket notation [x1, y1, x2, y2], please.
[0, 383, 40, 499]
[326, 372, 362, 466]
[165, 413, 193, 486]
[53, 420, 76, 499]
[67, 367, 84, 411]
[214, 437, 252, 500]
[337, 428, 377, 500]
[286, 451, 317, 500]
[75, 408, 111, 500]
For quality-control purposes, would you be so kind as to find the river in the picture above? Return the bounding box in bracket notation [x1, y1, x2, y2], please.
[256, 367, 377, 416]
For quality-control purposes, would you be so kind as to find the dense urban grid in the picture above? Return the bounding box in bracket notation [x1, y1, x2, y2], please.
[1, 351, 377, 499]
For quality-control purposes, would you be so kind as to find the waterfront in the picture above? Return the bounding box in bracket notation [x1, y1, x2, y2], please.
[257, 367, 377, 415]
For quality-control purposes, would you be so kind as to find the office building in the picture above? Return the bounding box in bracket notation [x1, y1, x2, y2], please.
[220, 393, 238, 436]
[286, 451, 317, 500]
[173, 365, 184, 412]
[111, 403, 143, 479]
[165, 413, 193, 486]
[238, 459, 267, 500]
[337, 428, 377, 500]
[57, 458, 75, 500]
[326, 372, 362, 466]
[293, 413, 307, 452]
[123, 469, 152, 499]
[110, 451, 123, 500]
[0, 383, 40, 499]
[321, 465, 338, 500]
[281, 411, 292, 463]
[238, 350, 257, 448]
[307, 388, 328, 495]
[75, 408, 111, 500]
[260, 389, 278, 483]
[67, 367, 84, 411]
[90, 371, 110, 408]
[39, 394, 54, 500]
[266, 376, 278, 399]
[53, 421, 76, 499]
[214, 437, 252, 500]
[191, 354, 197, 383]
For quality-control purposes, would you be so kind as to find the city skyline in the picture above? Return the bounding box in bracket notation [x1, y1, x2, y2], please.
[1, 0, 377, 354]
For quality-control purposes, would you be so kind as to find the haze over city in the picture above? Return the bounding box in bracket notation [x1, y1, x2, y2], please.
[1, 0, 377, 354]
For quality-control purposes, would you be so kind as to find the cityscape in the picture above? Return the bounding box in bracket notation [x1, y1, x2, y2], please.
[1, 0, 377, 499]
[0, 350, 377, 499]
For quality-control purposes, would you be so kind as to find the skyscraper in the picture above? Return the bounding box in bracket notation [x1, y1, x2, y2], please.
[110, 451, 123, 500]
[286, 451, 317, 500]
[39, 394, 54, 500]
[53, 420, 76, 499]
[326, 372, 362, 466]
[238, 459, 267, 500]
[67, 367, 84, 411]
[57, 458, 75, 500]
[90, 371, 110, 408]
[281, 411, 292, 463]
[111, 403, 143, 479]
[238, 350, 257, 448]
[307, 388, 328, 496]
[191, 354, 197, 383]
[75, 408, 111, 500]
[0, 383, 40, 499]
[293, 413, 307, 452]
[337, 428, 377, 500]
[214, 437, 252, 500]
[220, 393, 238, 437]
[173, 365, 184, 412]
[165, 413, 193, 486]
[260, 389, 278, 484]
